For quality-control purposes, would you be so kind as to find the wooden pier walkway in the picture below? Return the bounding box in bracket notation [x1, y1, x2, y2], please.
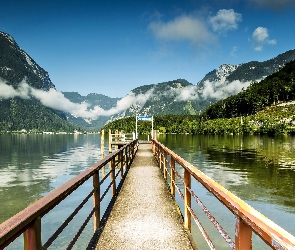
[96, 142, 195, 250]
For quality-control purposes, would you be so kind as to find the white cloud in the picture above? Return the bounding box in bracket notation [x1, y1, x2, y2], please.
[163, 85, 199, 101]
[252, 27, 268, 42]
[209, 9, 242, 33]
[252, 27, 276, 51]
[175, 85, 199, 101]
[202, 79, 252, 100]
[0, 79, 253, 120]
[149, 15, 216, 47]
[0, 80, 30, 99]
[0, 79, 154, 120]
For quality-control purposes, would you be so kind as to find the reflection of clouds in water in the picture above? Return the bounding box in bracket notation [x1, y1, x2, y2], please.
[0, 142, 101, 188]
[202, 164, 249, 188]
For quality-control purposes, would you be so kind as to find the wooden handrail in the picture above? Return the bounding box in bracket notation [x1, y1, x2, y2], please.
[151, 139, 295, 250]
[0, 140, 138, 249]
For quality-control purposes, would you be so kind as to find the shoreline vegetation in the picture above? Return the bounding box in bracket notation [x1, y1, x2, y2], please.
[103, 60, 295, 136]
[2, 100, 295, 136]
[101, 101, 295, 136]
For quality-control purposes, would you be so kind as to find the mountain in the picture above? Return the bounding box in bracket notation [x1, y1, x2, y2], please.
[1, 30, 295, 132]
[202, 60, 295, 120]
[0, 31, 54, 90]
[114, 79, 202, 117]
[0, 31, 76, 132]
[106, 50, 295, 121]
[62, 92, 120, 130]
[102, 60, 295, 135]
[198, 49, 295, 86]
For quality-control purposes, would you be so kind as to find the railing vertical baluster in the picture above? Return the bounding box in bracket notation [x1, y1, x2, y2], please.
[93, 170, 100, 231]
[184, 168, 191, 231]
[120, 150, 124, 179]
[159, 146, 162, 170]
[24, 217, 42, 250]
[170, 157, 175, 197]
[111, 158, 116, 197]
[235, 216, 252, 250]
[125, 147, 128, 168]
[163, 150, 167, 179]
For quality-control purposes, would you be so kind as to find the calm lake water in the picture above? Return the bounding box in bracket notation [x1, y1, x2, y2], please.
[158, 134, 295, 249]
[0, 134, 295, 249]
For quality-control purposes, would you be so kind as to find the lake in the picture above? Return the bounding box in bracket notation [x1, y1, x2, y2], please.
[0, 133, 294, 249]
[158, 134, 295, 249]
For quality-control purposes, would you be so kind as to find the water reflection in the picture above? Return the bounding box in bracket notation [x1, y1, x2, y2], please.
[0, 134, 103, 223]
[158, 134, 295, 237]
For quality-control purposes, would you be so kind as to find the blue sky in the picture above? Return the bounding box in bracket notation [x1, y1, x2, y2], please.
[1, 0, 295, 98]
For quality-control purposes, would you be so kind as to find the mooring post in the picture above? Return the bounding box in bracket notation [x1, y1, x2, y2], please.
[108, 129, 112, 154]
[101, 129, 105, 177]
[101, 129, 105, 159]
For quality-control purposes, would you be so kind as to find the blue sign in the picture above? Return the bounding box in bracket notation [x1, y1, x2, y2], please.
[137, 116, 153, 121]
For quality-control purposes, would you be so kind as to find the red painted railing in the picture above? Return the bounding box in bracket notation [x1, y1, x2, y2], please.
[151, 139, 295, 250]
[0, 140, 138, 250]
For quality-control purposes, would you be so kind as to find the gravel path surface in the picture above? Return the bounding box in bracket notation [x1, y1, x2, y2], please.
[96, 143, 194, 250]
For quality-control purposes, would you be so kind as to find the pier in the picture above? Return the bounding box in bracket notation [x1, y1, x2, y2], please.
[96, 142, 194, 249]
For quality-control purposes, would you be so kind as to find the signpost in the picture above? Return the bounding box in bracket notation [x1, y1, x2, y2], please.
[136, 115, 153, 140]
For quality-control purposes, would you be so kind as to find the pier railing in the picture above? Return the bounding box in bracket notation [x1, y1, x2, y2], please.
[151, 139, 295, 250]
[0, 140, 138, 250]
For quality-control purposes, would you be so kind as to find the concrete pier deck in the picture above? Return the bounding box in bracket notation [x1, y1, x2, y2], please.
[96, 143, 195, 250]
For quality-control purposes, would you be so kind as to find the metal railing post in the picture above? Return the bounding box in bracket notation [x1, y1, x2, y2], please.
[184, 168, 191, 231]
[24, 217, 42, 250]
[120, 150, 124, 179]
[170, 157, 175, 197]
[93, 170, 100, 231]
[159, 146, 162, 170]
[163, 150, 167, 179]
[111, 158, 116, 197]
[235, 216, 252, 250]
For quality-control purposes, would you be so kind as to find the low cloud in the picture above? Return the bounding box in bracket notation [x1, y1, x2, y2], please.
[202, 79, 252, 100]
[0, 80, 154, 120]
[0, 79, 252, 119]
[175, 85, 199, 101]
[252, 27, 276, 51]
[209, 9, 242, 33]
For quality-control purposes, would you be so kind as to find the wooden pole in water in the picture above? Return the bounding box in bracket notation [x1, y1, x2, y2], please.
[108, 129, 112, 154]
[101, 130, 105, 177]
[115, 130, 118, 151]
[101, 130, 105, 159]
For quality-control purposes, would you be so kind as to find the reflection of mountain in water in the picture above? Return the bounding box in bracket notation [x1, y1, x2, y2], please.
[158, 134, 295, 207]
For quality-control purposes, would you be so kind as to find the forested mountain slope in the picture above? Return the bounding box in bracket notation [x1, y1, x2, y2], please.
[202, 60, 295, 120]
[0, 31, 76, 132]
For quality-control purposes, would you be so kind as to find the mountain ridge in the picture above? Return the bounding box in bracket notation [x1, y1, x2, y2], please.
[1, 30, 295, 131]
[0, 31, 76, 132]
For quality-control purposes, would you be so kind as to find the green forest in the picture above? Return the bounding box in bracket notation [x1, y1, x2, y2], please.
[0, 98, 78, 133]
[102, 60, 295, 135]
